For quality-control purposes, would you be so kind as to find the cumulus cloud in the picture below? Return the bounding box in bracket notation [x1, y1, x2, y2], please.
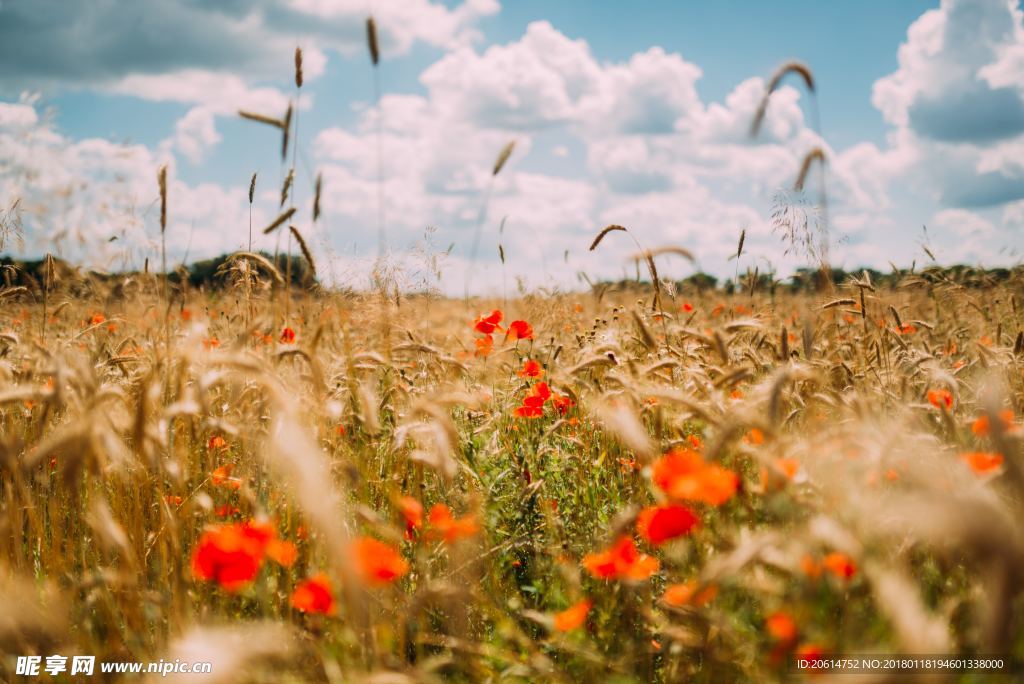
[869, 0, 1024, 207]
[174, 107, 222, 164]
[0, 0, 496, 92]
[5, 2, 1024, 293]
[0, 96, 290, 270]
[307, 20, 846, 291]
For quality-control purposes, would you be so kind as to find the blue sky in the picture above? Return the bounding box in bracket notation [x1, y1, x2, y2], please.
[1, 0, 1023, 293]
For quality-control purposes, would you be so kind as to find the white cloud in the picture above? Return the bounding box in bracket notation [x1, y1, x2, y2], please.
[0, 1, 495, 92]
[110, 70, 302, 115]
[869, 0, 1024, 207]
[0, 100, 39, 129]
[7, 2, 1024, 294]
[174, 107, 223, 164]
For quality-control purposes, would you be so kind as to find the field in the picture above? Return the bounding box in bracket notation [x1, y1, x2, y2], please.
[1, 264, 1023, 682]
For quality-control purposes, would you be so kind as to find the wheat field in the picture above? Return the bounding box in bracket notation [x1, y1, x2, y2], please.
[2, 33, 1023, 684]
[1, 260, 1023, 682]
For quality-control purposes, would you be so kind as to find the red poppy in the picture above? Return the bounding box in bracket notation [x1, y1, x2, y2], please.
[582, 536, 659, 581]
[514, 382, 553, 418]
[207, 435, 228, 451]
[661, 581, 717, 607]
[927, 388, 953, 410]
[266, 539, 298, 567]
[551, 392, 575, 416]
[506, 320, 533, 340]
[822, 552, 857, 579]
[960, 451, 1003, 475]
[473, 310, 503, 335]
[474, 335, 494, 357]
[681, 302, 694, 313]
[795, 643, 826, 666]
[517, 359, 543, 378]
[651, 448, 739, 506]
[211, 464, 242, 490]
[514, 403, 543, 418]
[971, 410, 1016, 436]
[636, 504, 700, 545]
[351, 537, 408, 586]
[553, 599, 592, 632]
[766, 611, 798, 643]
[165, 494, 184, 507]
[191, 521, 273, 591]
[280, 326, 296, 344]
[426, 503, 479, 544]
[397, 496, 424, 540]
[800, 554, 822, 579]
[775, 458, 800, 480]
[290, 573, 335, 614]
[215, 504, 240, 517]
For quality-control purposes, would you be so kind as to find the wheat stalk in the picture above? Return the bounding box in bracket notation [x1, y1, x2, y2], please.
[289, 225, 316, 280]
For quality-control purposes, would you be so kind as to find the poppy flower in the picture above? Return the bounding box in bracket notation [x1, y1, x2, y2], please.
[636, 504, 700, 545]
[191, 521, 273, 591]
[927, 388, 953, 410]
[681, 302, 694, 313]
[473, 310, 503, 335]
[351, 537, 408, 586]
[506, 320, 533, 340]
[514, 403, 543, 418]
[517, 359, 543, 378]
[514, 382, 553, 418]
[822, 552, 857, 579]
[165, 494, 184, 507]
[971, 410, 1016, 436]
[397, 496, 424, 539]
[266, 539, 298, 567]
[89, 312, 106, 326]
[774, 458, 800, 480]
[582, 536, 659, 581]
[551, 392, 575, 416]
[766, 611, 798, 643]
[280, 326, 296, 344]
[661, 581, 717, 607]
[290, 573, 335, 614]
[208, 435, 228, 451]
[426, 503, 480, 543]
[553, 599, 592, 632]
[474, 335, 494, 357]
[215, 504, 240, 517]
[800, 554, 822, 579]
[651, 448, 739, 506]
[795, 643, 826, 666]
[960, 451, 1003, 475]
[211, 464, 242, 490]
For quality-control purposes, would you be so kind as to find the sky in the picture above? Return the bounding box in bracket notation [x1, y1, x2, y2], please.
[1, 0, 1023, 294]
